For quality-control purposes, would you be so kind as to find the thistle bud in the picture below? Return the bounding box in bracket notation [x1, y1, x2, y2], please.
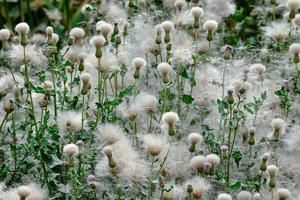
[3, 99, 14, 114]
[248, 127, 256, 145]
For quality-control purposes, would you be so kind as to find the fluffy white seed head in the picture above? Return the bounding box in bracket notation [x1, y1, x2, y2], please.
[69, 27, 85, 39]
[15, 22, 30, 35]
[217, 193, 232, 200]
[191, 7, 204, 19]
[287, 0, 300, 10]
[18, 185, 31, 198]
[132, 57, 146, 70]
[271, 118, 285, 132]
[237, 191, 252, 200]
[190, 155, 206, 170]
[158, 62, 171, 75]
[81, 72, 91, 84]
[97, 22, 113, 35]
[174, 0, 185, 10]
[205, 154, 220, 166]
[103, 146, 113, 157]
[143, 134, 165, 156]
[277, 188, 291, 200]
[81, 4, 93, 16]
[253, 193, 261, 200]
[52, 33, 59, 44]
[135, 93, 158, 114]
[90, 35, 106, 47]
[250, 63, 266, 76]
[162, 111, 179, 126]
[289, 43, 300, 54]
[267, 165, 279, 176]
[203, 20, 218, 32]
[293, 14, 300, 26]
[188, 132, 202, 144]
[0, 29, 10, 41]
[46, 26, 53, 36]
[161, 21, 174, 32]
[63, 143, 79, 157]
[98, 123, 125, 145]
[262, 152, 270, 161]
[41, 80, 53, 90]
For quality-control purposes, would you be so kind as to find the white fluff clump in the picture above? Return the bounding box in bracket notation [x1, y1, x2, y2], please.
[191, 7, 204, 19]
[271, 118, 286, 136]
[52, 33, 59, 45]
[161, 20, 174, 32]
[277, 188, 291, 200]
[63, 143, 79, 157]
[287, 0, 300, 10]
[96, 22, 113, 35]
[85, 50, 118, 73]
[203, 20, 218, 32]
[184, 177, 210, 199]
[135, 93, 158, 114]
[264, 21, 289, 41]
[162, 111, 180, 126]
[143, 134, 166, 156]
[15, 22, 30, 35]
[8, 44, 48, 70]
[289, 43, 300, 54]
[267, 165, 279, 176]
[69, 27, 85, 40]
[190, 155, 206, 170]
[58, 111, 83, 134]
[0, 29, 10, 41]
[24, 184, 46, 200]
[293, 14, 300, 26]
[158, 62, 172, 75]
[237, 191, 252, 200]
[18, 185, 31, 198]
[217, 193, 232, 200]
[250, 63, 266, 76]
[204, 0, 236, 22]
[253, 193, 261, 200]
[132, 57, 146, 70]
[98, 123, 126, 145]
[205, 153, 220, 167]
[188, 132, 203, 144]
[161, 184, 185, 200]
[90, 35, 106, 47]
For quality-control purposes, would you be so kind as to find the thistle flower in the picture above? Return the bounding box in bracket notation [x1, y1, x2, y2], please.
[0, 29, 10, 50]
[161, 21, 174, 43]
[203, 20, 218, 43]
[45, 26, 53, 44]
[190, 155, 206, 173]
[3, 99, 14, 114]
[174, 0, 186, 11]
[52, 33, 59, 45]
[289, 43, 300, 63]
[59, 111, 83, 134]
[248, 127, 256, 146]
[232, 80, 252, 95]
[69, 27, 85, 44]
[217, 193, 232, 200]
[132, 57, 146, 79]
[277, 188, 291, 200]
[188, 133, 202, 153]
[143, 134, 166, 156]
[267, 164, 279, 189]
[162, 112, 179, 136]
[191, 7, 204, 29]
[271, 118, 285, 141]
[184, 177, 210, 199]
[287, 0, 300, 19]
[260, 153, 270, 172]
[80, 72, 91, 95]
[237, 191, 252, 200]
[90, 35, 106, 58]
[18, 185, 31, 199]
[96, 22, 113, 44]
[253, 193, 261, 200]
[249, 63, 266, 80]
[63, 143, 79, 158]
[205, 153, 220, 173]
[158, 62, 172, 83]
[264, 21, 289, 41]
[81, 4, 93, 18]
[15, 22, 30, 46]
[103, 146, 116, 168]
[98, 123, 126, 145]
[135, 93, 158, 115]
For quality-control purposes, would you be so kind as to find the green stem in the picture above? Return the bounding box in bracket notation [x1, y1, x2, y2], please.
[81, 95, 85, 130]
[51, 72, 58, 118]
[0, 113, 9, 132]
[147, 157, 155, 200]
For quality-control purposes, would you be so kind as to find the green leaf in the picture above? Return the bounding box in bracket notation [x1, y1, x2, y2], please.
[181, 94, 194, 104]
[229, 181, 241, 192]
[39, 71, 46, 82]
[180, 68, 189, 79]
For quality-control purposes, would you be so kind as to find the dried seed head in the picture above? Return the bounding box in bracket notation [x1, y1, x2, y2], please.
[267, 164, 279, 176]
[63, 143, 79, 157]
[203, 20, 218, 32]
[191, 7, 204, 19]
[217, 193, 232, 200]
[161, 21, 174, 33]
[162, 111, 179, 126]
[0, 29, 10, 41]
[188, 133, 202, 144]
[15, 22, 30, 35]
[18, 185, 31, 198]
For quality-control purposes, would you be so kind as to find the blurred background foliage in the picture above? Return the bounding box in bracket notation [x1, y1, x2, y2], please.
[0, 0, 263, 46]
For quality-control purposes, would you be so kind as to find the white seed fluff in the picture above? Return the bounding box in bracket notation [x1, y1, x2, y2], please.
[203, 20, 218, 32]
[15, 22, 30, 35]
[63, 143, 79, 157]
